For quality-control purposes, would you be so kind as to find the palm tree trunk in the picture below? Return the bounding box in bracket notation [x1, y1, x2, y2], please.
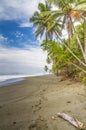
[68, 35, 70, 44]
[70, 16, 86, 62]
[67, 18, 72, 45]
[71, 62, 86, 74]
[84, 18, 86, 60]
[72, 24, 86, 62]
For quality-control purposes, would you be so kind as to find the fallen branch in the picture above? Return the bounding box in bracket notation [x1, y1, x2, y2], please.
[57, 112, 85, 130]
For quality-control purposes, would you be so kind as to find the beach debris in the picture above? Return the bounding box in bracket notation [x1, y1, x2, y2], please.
[51, 115, 57, 120]
[57, 112, 85, 129]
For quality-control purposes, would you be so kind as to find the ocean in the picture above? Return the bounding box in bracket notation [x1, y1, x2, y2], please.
[0, 73, 48, 87]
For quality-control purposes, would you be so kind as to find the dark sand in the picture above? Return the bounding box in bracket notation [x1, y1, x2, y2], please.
[0, 75, 86, 130]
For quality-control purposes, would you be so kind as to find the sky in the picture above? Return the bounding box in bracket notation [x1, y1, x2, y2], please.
[0, 0, 49, 75]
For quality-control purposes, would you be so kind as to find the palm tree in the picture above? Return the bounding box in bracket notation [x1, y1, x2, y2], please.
[30, 1, 62, 40]
[46, 0, 86, 64]
[30, 2, 51, 40]
[30, 0, 86, 75]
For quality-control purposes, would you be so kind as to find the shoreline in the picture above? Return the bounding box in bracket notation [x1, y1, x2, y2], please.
[0, 73, 50, 87]
[0, 74, 86, 130]
[0, 77, 25, 87]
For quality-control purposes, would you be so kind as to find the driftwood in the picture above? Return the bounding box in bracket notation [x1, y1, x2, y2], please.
[57, 112, 85, 130]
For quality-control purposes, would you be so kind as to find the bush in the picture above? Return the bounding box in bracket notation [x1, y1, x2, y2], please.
[82, 77, 86, 86]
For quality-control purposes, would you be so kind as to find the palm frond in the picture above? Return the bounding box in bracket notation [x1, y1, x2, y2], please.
[74, 1, 86, 11]
[76, 0, 86, 6]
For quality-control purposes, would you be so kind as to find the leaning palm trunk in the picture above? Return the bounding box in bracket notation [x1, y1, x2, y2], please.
[55, 31, 86, 67]
[84, 18, 86, 60]
[73, 24, 86, 62]
[69, 16, 86, 63]
[71, 62, 86, 74]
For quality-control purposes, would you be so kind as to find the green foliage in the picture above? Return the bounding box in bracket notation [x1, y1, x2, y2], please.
[44, 65, 48, 72]
[41, 40, 71, 74]
[41, 22, 86, 78]
[82, 77, 86, 86]
[30, 0, 86, 79]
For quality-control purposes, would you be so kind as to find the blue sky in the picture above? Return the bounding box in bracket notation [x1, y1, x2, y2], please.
[0, 0, 48, 75]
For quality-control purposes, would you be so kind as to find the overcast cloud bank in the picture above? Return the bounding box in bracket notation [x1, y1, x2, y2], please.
[0, 0, 49, 75]
[0, 46, 47, 75]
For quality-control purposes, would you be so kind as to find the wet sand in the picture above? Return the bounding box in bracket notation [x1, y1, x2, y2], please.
[0, 74, 86, 130]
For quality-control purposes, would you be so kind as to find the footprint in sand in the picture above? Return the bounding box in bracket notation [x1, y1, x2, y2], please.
[32, 89, 48, 113]
[29, 123, 37, 130]
[0, 105, 2, 109]
[32, 99, 42, 113]
[67, 101, 71, 104]
[13, 121, 17, 125]
[40, 91, 48, 101]
[28, 118, 48, 130]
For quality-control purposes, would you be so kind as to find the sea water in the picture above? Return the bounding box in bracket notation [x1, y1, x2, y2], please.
[0, 73, 48, 87]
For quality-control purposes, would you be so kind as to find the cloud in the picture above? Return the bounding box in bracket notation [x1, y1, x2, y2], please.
[14, 31, 24, 38]
[0, 46, 47, 74]
[0, 0, 45, 27]
[0, 35, 8, 46]
[19, 22, 33, 27]
[0, 0, 49, 75]
[0, 34, 7, 41]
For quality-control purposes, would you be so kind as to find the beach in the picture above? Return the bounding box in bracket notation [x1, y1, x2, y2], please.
[0, 74, 86, 130]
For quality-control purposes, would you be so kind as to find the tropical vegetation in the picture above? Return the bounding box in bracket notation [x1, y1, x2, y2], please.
[30, 0, 86, 80]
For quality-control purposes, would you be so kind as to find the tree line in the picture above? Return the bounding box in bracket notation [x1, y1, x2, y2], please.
[30, 0, 86, 81]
